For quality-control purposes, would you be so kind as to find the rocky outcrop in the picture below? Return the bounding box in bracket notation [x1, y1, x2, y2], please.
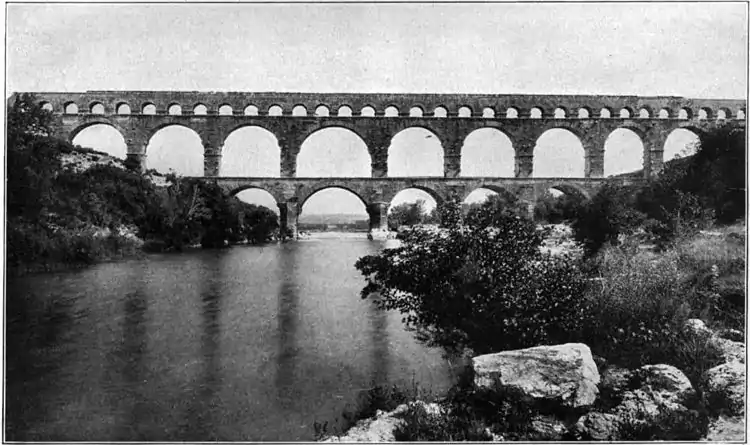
[573, 412, 621, 440]
[706, 415, 746, 442]
[705, 361, 746, 417]
[472, 343, 600, 408]
[321, 401, 441, 442]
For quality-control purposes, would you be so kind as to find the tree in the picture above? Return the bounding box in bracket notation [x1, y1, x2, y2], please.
[465, 192, 530, 226]
[356, 199, 587, 356]
[388, 199, 431, 230]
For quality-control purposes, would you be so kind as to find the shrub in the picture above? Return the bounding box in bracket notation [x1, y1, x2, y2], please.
[356, 199, 587, 356]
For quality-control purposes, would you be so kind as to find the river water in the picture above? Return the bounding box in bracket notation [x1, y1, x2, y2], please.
[5, 237, 457, 441]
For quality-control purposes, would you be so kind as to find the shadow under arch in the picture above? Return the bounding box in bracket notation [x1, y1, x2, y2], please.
[546, 183, 591, 201]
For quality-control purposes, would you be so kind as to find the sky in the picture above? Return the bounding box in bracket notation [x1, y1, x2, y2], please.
[6, 2, 747, 216]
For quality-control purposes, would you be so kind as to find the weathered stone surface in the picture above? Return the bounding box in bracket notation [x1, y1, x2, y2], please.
[527, 415, 570, 440]
[573, 412, 621, 441]
[706, 415, 746, 442]
[717, 328, 744, 343]
[684, 318, 712, 336]
[613, 364, 695, 424]
[705, 361, 746, 416]
[714, 337, 746, 364]
[321, 401, 442, 442]
[601, 366, 633, 397]
[472, 343, 600, 408]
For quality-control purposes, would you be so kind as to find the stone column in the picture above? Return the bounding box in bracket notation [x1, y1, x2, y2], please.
[200, 129, 225, 177]
[124, 132, 149, 172]
[367, 202, 389, 232]
[443, 138, 462, 178]
[365, 131, 392, 178]
[643, 130, 668, 178]
[278, 134, 303, 178]
[582, 132, 606, 178]
[514, 141, 535, 178]
[278, 199, 300, 240]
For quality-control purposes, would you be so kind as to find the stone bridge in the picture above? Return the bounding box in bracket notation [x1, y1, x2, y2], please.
[13, 90, 745, 236]
[198, 176, 643, 235]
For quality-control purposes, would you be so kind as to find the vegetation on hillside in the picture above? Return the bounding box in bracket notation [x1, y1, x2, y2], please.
[6, 94, 279, 274]
[348, 123, 745, 441]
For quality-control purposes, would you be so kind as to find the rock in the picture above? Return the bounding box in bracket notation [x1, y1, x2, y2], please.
[573, 412, 621, 440]
[684, 318, 712, 337]
[320, 401, 441, 442]
[472, 343, 600, 408]
[601, 366, 633, 396]
[613, 365, 695, 426]
[714, 337, 746, 364]
[706, 416, 746, 442]
[527, 415, 569, 440]
[716, 328, 744, 343]
[705, 361, 746, 416]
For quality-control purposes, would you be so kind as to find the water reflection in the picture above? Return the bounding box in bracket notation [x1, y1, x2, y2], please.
[181, 254, 223, 440]
[369, 298, 390, 388]
[276, 244, 300, 409]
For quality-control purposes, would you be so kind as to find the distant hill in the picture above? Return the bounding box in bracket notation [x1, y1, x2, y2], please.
[612, 155, 693, 180]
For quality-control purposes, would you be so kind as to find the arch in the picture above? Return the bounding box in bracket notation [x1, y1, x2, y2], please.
[664, 128, 701, 162]
[737, 109, 746, 120]
[433, 106, 448, 118]
[39, 101, 53, 112]
[533, 128, 585, 178]
[146, 124, 204, 175]
[717, 109, 729, 120]
[554, 107, 567, 119]
[530, 107, 543, 119]
[315, 105, 330, 117]
[299, 186, 368, 214]
[482, 107, 495, 118]
[221, 126, 281, 177]
[599, 108, 612, 119]
[463, 185, 518, 206]
[297, 127, 371, 177]
[388, 127, 444, 177]
[360, 106, 376, 117]
[384, 106, 399, 117]
[337, 105, 353, 117]
[677, 108, 691, 120]
[658, 108, 671, 119]
[193, 103, 208, 115]
[577, 108, 591, 119]
[90, 102, 105, 114]
[71, 123, 127, 159]
[116, 103, 131, 115]
[292, 105, 307, 116]
[619, 108, 632, 119]
[233, 188, 281, 215]
[168, 103, 182, 115]
[268, 105, 284, 116]
[460, 128, 514, 177]
[698, 108, 710, 120]
[547, 183, 590, 201]
[244, 105, 259, 116]
[64, 102, 79, 114]
[388, 187, 441, 217]
[142, 103, 156, 115]
[506, 107, 519, 119]
[458, 106, 472, 118]
[219, 104, 233, 116]
[409, 106, 424, 117]
[603, 128, 645, 177]
[638, 108, 651, 118]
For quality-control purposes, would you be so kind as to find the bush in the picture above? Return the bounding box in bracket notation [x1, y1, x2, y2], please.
[357, 199, 587, 356]
[572, 181, 646, 256]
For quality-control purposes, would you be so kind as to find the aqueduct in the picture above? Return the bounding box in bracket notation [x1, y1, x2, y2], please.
[16, 91, 746, 237]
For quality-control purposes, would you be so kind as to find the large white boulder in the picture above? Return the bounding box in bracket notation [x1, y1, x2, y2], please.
[705, 361, 746, 416]
[472, 343, 600, 408]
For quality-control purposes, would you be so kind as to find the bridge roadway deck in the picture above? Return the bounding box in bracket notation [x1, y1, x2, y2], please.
[192, 175, 645, 205]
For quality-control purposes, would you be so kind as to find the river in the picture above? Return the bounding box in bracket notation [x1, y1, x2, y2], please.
[5, 237, 457, 441]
